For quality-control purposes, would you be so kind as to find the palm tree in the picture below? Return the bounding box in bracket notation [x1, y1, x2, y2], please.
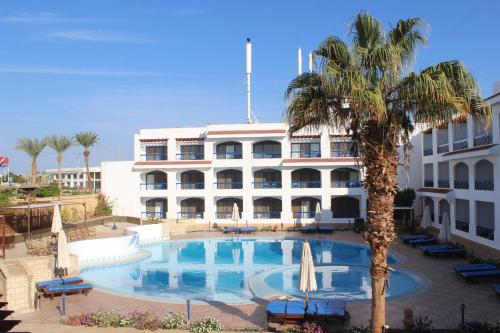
[15, 137, 47, 185]
[285, 12, 490, 333]
[74, 132, 99, 192]
[46, 135, 74, 192]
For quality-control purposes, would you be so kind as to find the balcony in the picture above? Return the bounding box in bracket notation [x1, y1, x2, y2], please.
[473, 135, 493, 147]
[424, 180, 434, 187]
[331, 149, 357, 158]
[438, 180, 450, 188]
[292, 180, 321, 188]
[293, 211, 316, 219]
[214, 152, 242, 159]
[140, 182, 167, 190]
[140, 153, 167, 161]
[215, 181, 243, 189]
[423, 148, 433, 156]
[454, 180, 469, 189]
[476, 225, 494, 241]
[475, 180, 494, 191]
[253, 181, 282, 189]
[332, 180, 362, 188]
[177, 182, 204, 190]
[252, 151, 281, 159]
[291, 150, 321, 158]
[178, 212, 204, 219]
[437, 145, 449, 154]
[141, 211, 166, 219]
[215, 211, 242, 219]
[453, 140, 468, 151]
[176, 153, 204, 160]
[254, 211, 281, 219]
[455, 220, 469, 233]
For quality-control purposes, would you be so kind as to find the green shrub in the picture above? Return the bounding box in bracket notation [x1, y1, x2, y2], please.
[94, 193, 112, 216]
[0, 189, 14, 206]
[189, 317, 223, 333]
[394, 188, 416, 207]
[160, 312, 185, 329]
[36, 185, 60, 197]
[90, 310, 130, 328]
[128, 311, 161, 330]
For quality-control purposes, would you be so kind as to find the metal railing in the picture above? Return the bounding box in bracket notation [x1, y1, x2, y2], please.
[176, 153, 204, 160]
[423, 148, 433, 156]
[473, 135, 493, 147]
[424, 180, 434, 187]
[438, 180, 450, 188]
[437, 145, 449, 154]
[141, 211, 167, 219]
[330, 150, 358, 158]
[140, 153, 167, 161]
[476, 225, 494, 241]
[214, 181, 243, 189]
[252, 152, 281, 159]
[455, 220, 469, 233]
[292, 180, 321, 188]
[331, 180, 362, 188]
[215, 211, 242, 219]
[177, 212, 204, 219]
[214, 152, 243, 159]
[177, 182, 204, 189]
[293, 211, 316, 219]
[253, 181, 282, 189]
[140, 182, 167, 190]
[254, 211, 281, 219]
[290, 150, 321, 158]
[453, 140, 468, 151]
[454, 180, 469, 189]
[475, 180, 494, 191]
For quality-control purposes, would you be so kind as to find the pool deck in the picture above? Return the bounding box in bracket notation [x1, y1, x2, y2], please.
[13, 229, 500, 332]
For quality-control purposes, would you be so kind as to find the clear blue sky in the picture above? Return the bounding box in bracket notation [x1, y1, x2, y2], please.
[1, 0, 499, 173]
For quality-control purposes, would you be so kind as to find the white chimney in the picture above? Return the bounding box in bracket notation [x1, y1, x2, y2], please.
[298, 47, 302, 75]
[308, 52, 313, 72]
[245, 38, 253, 124]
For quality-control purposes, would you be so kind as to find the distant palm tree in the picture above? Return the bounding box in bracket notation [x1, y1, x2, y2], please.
[15, 137, 47, 185]
[46, 135, 74, 192]
[75, 132, 99, 191]
[285, 12, 490, 333]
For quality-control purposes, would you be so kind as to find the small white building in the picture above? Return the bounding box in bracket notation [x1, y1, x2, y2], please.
[101, 122, 422, 225]
[416, 82, 500, 251]
[44, 166, 101, 191]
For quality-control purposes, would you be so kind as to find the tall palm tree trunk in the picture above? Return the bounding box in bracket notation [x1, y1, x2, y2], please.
[57, 154, 63, 191]
[31, 160, 37, 185]
[361, 121, 399, 333]
[84, 149, 93, 192]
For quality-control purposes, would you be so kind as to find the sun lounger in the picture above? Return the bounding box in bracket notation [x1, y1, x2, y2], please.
[35, 277, 83, 292]
[306, 300, 349, 324]
[239, 226, 257, 234]
[494, 284, 500, 296]
[452, 263, 497, 274]
[301, 226, 318, 233]
[400, 234, 428, 242]
[43, 283, 94, 299]
[318, 226, 334, 234]
[409, 236, 437, 247]
[425, 248, 466, 258]
[223, 226, 238, 234]
[418, 244, 452, 251]
[266, 300, 306, 324]
[459, 270, 500, 282]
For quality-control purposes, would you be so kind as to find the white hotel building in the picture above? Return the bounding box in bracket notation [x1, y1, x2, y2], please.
[102, 123, 421, 226]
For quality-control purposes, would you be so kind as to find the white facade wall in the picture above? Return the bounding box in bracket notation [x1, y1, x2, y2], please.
[44, 166, 101, 190]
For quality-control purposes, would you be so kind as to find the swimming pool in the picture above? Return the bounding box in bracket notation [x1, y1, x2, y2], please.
[80, 237, 425, 303]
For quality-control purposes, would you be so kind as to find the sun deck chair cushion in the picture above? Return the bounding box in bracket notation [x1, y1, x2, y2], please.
[408, 237, 436, 246]
[239, 227, 257, 233]
[306, 300, 346, 316]
[494, 284, 500, 295]
[318, 226, 334, 233]
[301, 226, 318, 233]
[400, 234, 428, 242]
[285, 300, 306, 316]
[46, 283, 93, 293]
[460, 269, 500, 280]
[452, 263, 497, 273]
[36, 278, 64, 288]
[36, 277, 83, 290]
[223, 226, 238, 234]
[427, 248, 465, 255]
[266, 300, 288, 315]
[418, 244, 453, 251]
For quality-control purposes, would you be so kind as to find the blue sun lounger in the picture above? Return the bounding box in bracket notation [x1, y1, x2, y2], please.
[452, 263, 497, 274]
[400, 234, 428, 242]
[409, 236, 437, 247]
[35, 277, 83, 292]
[318, 226, 334, 234]
[306, 300, 348, 324]
[44, 283, 94, 299]
[301, 226, 318, 233]
[426, 247, 466, 258]
[459, 269, 500, 282]
[223, 226, 238, 234]
[418, 244, 452, 251]
[266, 300, 306, 324]
[239, 226, 257, 234]
[494, 284, 500, 296]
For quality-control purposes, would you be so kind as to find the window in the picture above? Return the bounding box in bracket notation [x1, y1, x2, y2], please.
[179, 145, 204, 160]
[145, 146, 167, 160]
[291, 143, 321, 158]
[331, 141, 358, 157]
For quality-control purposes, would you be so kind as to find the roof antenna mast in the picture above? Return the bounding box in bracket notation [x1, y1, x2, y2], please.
[245, 38, 258, 123]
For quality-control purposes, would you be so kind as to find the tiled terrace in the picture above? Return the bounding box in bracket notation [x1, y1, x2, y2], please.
[12, 230, 500, 332]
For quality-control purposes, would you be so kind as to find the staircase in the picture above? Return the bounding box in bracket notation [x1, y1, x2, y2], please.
[0, 301, 29, 333]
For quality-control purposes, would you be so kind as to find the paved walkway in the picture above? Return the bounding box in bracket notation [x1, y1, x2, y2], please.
[12, 230, 500, 332]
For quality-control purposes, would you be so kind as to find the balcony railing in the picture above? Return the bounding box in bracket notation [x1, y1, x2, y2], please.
[475, 180, 494, 191]
[437, 145, 449, 154]
[140, 153, 167, 161]
[292, 180, 321, 188]
[254, 211, 281, 219]
[214, 152, 242, 159]
[424, 180, 434, 187]
[331, 150, 357, 158]
[215, 211, 242, 219]
[177, 212, 204, 219]
[473, 135, 493, 147]
[438, 180, 450, 188]
[476, 225, 494, 241]
[291, 150, 321, 158]
[215, 181, 243, 189]
[176, 153, 204, 160]
[455, 220, 469, 233]
[331, 180, 362, 188]
[177, 182, 204, 189]
[253, 181, 282, 189]
[252, 151, 281, 159]
[140, 182, 167, 190]
[142, 211, 167, 219]
[453, 140, 468, 151]
[454, 180, 469, 189]
[293, 211, 316, 219]
[423, 148, 433, 156]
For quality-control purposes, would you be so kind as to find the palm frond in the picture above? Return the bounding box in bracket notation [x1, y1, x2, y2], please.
[349, 11, 385, 51]
[15, 137, 47, 160]
[75, 131, 99, 148]
[46, 135, 74, 154]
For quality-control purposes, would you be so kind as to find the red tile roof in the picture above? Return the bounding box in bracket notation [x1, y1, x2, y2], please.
[416, 187, 452, 193]
[139, 138, 168, 143]
[207, 129, 286, 135]
[135, 160, 211, 166]
[175, 137, 205, 141]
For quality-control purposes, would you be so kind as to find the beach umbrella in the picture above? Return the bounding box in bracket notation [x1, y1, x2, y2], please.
[51, 204, 63, 234]
[231, 203, 240, 228]
[420, 206, 431, 229]
[298, 240, 317, 303]
[314, 202, 321, 223]
[439, 212, 451, 243]
[56, 229, 72, 274]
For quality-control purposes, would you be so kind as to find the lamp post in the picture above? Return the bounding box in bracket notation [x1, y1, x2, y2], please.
[19, 184, 38, 246]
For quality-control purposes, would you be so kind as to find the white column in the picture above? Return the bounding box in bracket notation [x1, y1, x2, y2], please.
[281, 169, 293, 223]
[469, 199, 476, 240]
[466, 115, 474, 148]
[432, 127, 438, 155]
[447, 120, 453, 152]
[360, 194, 367, 220]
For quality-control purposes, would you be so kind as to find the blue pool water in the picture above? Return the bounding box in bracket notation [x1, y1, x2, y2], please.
[80, 237, 424, 303]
